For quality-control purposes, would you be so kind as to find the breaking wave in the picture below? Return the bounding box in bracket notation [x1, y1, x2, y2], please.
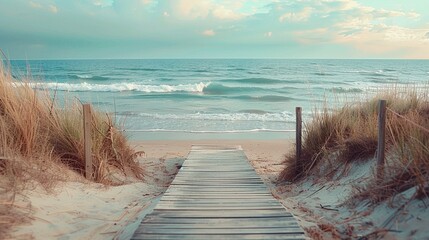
[73, 74, 110, 80]
[27, 82, 209, 93]
[132, 111, 296, 122]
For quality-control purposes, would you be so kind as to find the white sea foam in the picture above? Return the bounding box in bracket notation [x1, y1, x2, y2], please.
[134, 112, 296, 122]
[76, 74, 92, 79]
[125, 128, 295, 133]
[26, 81, 210, 93]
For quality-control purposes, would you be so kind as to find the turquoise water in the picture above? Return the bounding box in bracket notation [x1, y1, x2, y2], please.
[8, 59, 429, 140]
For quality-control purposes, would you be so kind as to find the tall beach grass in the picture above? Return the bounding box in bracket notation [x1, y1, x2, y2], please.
[280, 87, 429, 203]
[0, 60, 143, 237]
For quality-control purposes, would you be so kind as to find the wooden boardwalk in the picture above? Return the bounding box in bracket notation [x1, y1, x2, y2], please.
[132, 145, 306, 239]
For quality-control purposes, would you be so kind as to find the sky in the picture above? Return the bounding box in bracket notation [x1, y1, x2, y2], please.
[0, 0, 428, 59]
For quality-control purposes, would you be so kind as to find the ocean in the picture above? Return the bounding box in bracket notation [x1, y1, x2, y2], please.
[8, 59, 429, 140]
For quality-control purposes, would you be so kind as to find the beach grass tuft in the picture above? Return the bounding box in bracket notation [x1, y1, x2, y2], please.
[0, 60, 143, 237]
[279, 87, 429, 203]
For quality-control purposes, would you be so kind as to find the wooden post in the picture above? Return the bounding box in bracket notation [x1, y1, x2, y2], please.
[377, 100, 387, 180]
[83, 104, 93, 180]
[296, 107, 302, 173]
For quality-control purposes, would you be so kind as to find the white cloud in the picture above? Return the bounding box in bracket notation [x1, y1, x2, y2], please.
[163, 11, 170, 17]
[169, 0, 245, 20]
[29, 1, 42, 9]
[174, 0, 212, 19]
[335, 18, 372, 32]
[49, 4, 58, 13]
[371, 9, 420, 19]
[93, 0, 113, 8]
[334, 26, 429, 58]
[380, 25, 426, 41]
[332, 5, 426, 41]
[264, 31, 272, 37]
[279, 7, 313, 22]
[286, 0, 429, 58]
[212, 5, 244, 20]
[313, 0, 420, 21]
[316, 0, 359, 11]
[202, 29, 215, 36]
[408, 12, 420, 19]
[29, 1, 58, 13]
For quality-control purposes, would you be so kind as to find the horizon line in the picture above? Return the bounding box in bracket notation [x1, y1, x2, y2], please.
[5, 57, 429, 61]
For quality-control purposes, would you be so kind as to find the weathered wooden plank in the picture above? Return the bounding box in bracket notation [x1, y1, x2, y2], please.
[132, 234, 306, 240]
[139, 222, 301, 229]
[167, 186, 269, 190]
[163, 194, 274, 198]
[166, 189, 270, 193]
[166, 187, 270, 192]
[158, 200, 281, 205]
[155, 206, 286, 211]
[141, 216, 298, 224]
[148, 209, 293, 218]
[160, 196, 276, 201]
[172, 177, 264, 181]
[135, 227, 305, 235]
[174, 173, 260, 177]
[165, 194, 273, 198]
[157, 200, 281, 205]
[157, 201, 282, 205]
[172, 180, 265, 184]
[167, 186, 269, 189]
[155, 206, 285, 210]
[165, 192, 272, 196]
[168, 183, 268, 187]
[171, 181, 266, 185]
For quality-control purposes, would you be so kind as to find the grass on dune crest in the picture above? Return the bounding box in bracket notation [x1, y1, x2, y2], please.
[279, 87, 429, 203]
[0, 61, 143, 238]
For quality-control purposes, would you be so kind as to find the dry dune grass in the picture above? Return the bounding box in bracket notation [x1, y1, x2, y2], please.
[0, 60, 143, 238]
[280, 88, 429, 203]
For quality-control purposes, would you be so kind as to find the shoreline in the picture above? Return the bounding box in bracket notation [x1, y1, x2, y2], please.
[131, 139, 294, 165]
[126, 132, 296, 141]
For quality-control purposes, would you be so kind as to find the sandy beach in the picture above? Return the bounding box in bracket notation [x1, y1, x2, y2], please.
[8, 137, 429, 239]
[10, 139, 293, 239]
[134, 139, 293, 164]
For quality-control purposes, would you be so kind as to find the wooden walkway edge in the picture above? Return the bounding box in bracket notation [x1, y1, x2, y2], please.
[132, 145, 306, 239]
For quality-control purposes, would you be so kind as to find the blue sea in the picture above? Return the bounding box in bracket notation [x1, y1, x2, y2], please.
[8, 59, 429, 140]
